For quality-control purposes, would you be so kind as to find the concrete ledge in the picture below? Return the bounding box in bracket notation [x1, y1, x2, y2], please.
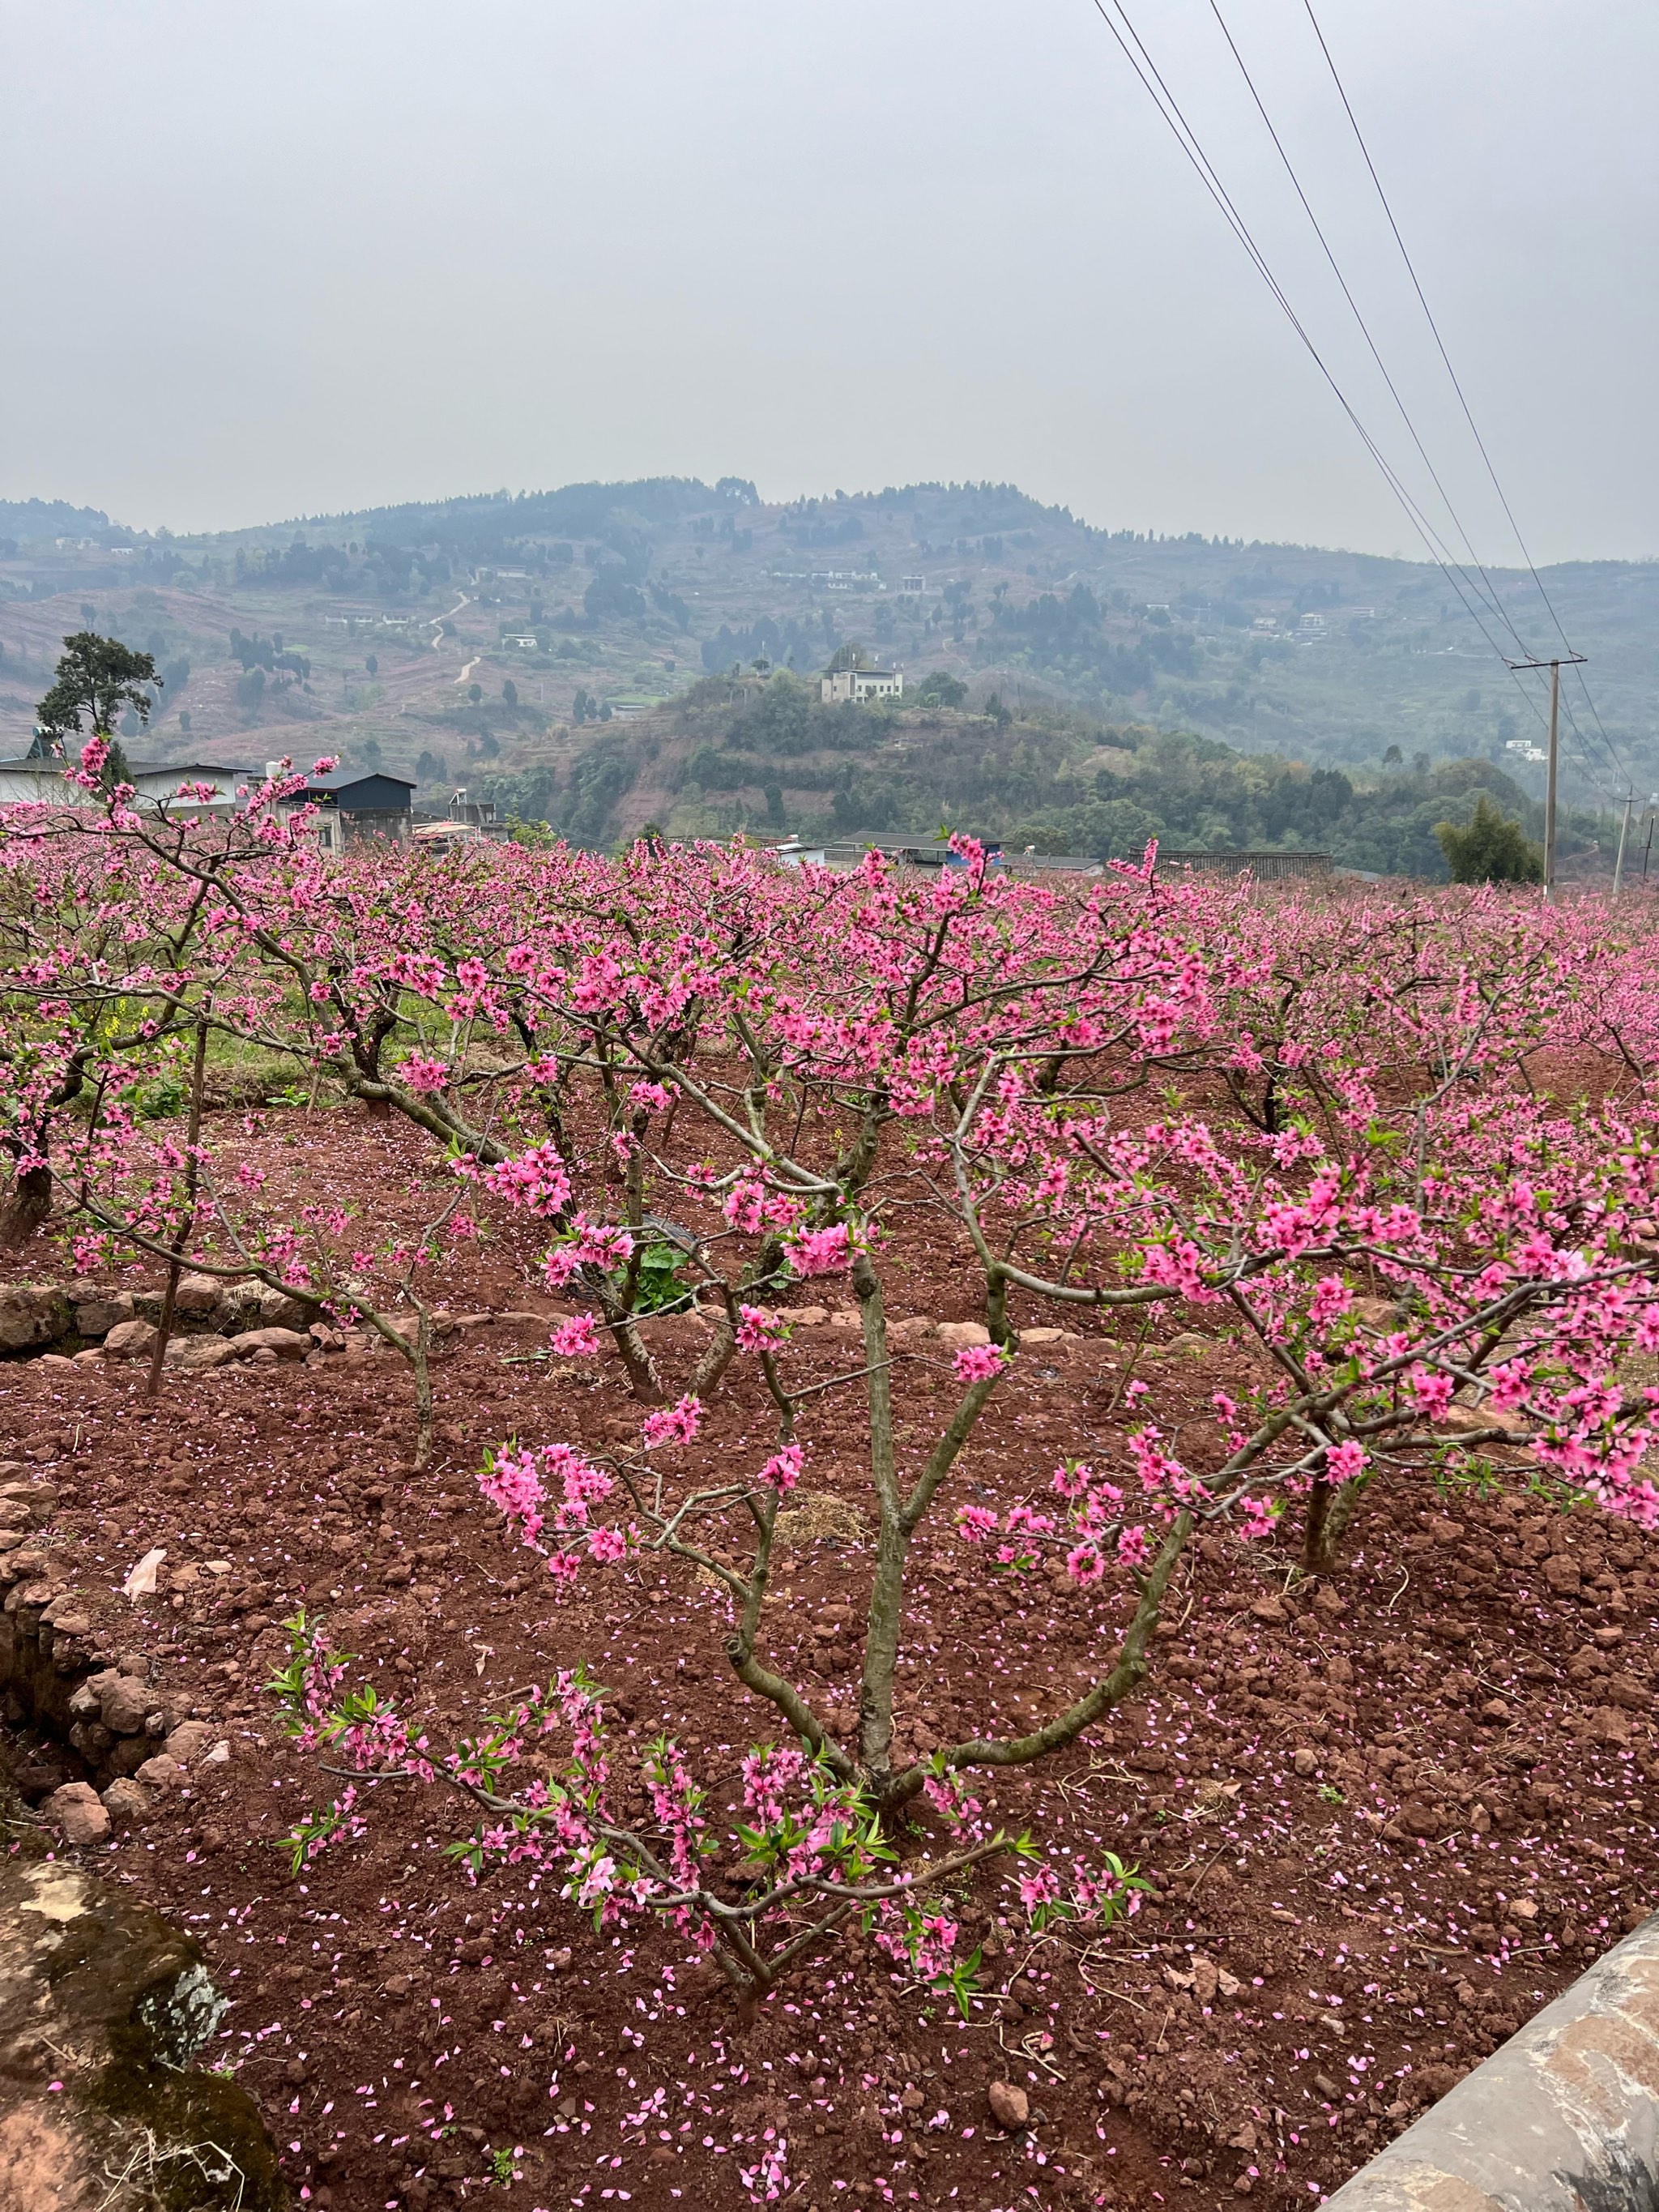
[1325, 1911, 1659, 2210]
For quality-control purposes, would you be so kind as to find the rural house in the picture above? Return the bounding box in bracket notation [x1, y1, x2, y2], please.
[275, 764, 416, 852]
[821, 665, 904, 704]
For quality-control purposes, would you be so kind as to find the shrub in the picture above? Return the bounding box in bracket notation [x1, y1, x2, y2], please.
[1436, 793, 1542, 884]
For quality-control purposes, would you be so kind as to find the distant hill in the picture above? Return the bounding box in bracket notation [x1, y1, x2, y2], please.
[0, 474, 1648, 862]
[0, 497, 114, 544]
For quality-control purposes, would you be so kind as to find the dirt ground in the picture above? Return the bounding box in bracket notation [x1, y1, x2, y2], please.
[2, 1109, 1655, 2212]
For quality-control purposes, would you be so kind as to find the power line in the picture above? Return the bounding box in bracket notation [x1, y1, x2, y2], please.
[1087, 0, 1627, 810]
[1085, 0, 1546, 684]
[1297, 0, 1633, 793]
[1204, 0, 1535, 664]
[1209, 0, 1630, 801]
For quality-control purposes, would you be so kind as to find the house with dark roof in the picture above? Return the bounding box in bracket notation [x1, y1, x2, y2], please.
[275, 765, 416, 853]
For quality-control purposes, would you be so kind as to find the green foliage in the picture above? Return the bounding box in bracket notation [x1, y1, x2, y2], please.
[918, 670, 968, 708]
[681, 673, 885, 764]
[662, 661, 1611, 875]
[122, 1068, 186, 1119]
[36, 630, 158, 746]
[628, 1239, 696, 1315]
[557, 737, 633, 846]
[992, 583, 1196, 690]
[682, 744, 746, 792]
[229, 627, 309, 680]
[584, 570, 647, 622]
[1435, 793, 1544, 884]
[699, 614, 830, 674]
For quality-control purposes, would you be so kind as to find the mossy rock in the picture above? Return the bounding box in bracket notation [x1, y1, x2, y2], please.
[0, 1851, 288, 2210]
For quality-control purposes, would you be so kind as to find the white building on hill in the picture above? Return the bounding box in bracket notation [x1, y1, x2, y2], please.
[821, 666, 903, 705]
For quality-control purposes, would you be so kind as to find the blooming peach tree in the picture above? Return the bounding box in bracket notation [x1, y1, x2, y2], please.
[6, 793, 1659, 2001]
[266, 839, 1659, 2009]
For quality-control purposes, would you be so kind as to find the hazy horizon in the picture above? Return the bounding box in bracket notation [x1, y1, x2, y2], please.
[4, 1, 1654, 564]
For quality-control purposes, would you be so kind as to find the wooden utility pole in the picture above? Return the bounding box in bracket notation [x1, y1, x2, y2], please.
[1507, 650, 1585, 901]
[1612, 788, 1635, 897]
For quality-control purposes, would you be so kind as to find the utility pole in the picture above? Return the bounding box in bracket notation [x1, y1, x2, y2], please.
[1612, 788, 1635, 897]
[1645, 815, 1655, 882]
[1506, 651, 1585, 901]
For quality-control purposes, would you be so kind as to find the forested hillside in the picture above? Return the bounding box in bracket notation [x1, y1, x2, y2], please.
[0, 475, 1645, 870]
[467, 676, 1610, 878]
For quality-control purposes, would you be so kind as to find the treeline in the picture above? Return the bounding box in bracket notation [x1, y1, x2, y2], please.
[664, 679, 1610, 876]
[1007, 740, 1605, 879]
[991, 582, 1201, 692]
[472, 737, 638, 849]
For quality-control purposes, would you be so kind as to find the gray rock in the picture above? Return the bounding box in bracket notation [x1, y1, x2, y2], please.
[0, 1286, 72, 1352]
[212, 1279, 264, 1331]
[98, 1675, 151, 1736]
[173, 1272, 222, 1315]
[987, 2080, 1029, 2129]
[165, 1335, 240, 1373]
[231, 1326, 309, 1361]
[42, 1780, 109, 1845]
[100, 1776, 152, 1824]
[258, 1285, 313, 1330]
[68, 1670, 119, 1722]
[134, 1753, 186, 1788]
[68, 1719, 116, 1761]
[383, 1311, 459, 1353]
[1, 1482, 59, 1527]
[103, 1317, 160, 1360]
[163, 1719, 215, 1764]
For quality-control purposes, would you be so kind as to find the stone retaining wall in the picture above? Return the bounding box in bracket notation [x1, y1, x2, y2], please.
[0, 1274, 326, 1373]
[1, 1465, 230, 1835]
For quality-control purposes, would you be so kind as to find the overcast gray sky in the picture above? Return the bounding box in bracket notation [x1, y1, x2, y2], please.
[2, 0, 1653, 560]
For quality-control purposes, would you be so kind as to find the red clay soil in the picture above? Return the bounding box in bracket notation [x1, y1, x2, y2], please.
[2, 1111, 1656, 2212]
